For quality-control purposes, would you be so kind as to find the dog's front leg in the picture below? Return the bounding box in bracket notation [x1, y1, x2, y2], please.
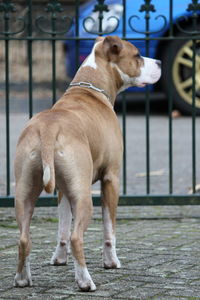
[101, 174, 121, 269]
[51, 192, 72, 265]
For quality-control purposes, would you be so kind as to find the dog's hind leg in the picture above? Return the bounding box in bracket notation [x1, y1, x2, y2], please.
[70, 192, 96, 292]
[101, 172, 121, 269]
[54, 143, 96, 291]
[14, 170, 42, 287]
[50, 191, 72, 265]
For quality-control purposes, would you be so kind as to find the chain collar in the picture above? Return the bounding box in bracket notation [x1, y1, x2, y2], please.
[68, 81, 111, 104]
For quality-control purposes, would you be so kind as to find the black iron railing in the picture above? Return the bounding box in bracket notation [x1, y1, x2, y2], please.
[0, 0, 200, 206]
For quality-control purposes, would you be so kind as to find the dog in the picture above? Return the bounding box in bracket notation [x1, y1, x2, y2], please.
[14, 36, 161, 291]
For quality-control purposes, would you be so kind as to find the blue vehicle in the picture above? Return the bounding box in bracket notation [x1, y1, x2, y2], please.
[65, 0, 200, 114]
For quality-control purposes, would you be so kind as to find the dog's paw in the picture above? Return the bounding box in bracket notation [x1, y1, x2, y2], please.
[14, 273, 32, 287]
[50, 256, 67, 266]
[104, 258, 121, 269]
[74, 262, 96, 292]
[103, 246, 121, 269]
[50, 252, 68, 266]
[76, 278, 96, 292]
[50, 242, 69, 266]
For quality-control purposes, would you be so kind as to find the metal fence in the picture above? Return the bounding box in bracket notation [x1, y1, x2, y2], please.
[0, 0, 200, 206]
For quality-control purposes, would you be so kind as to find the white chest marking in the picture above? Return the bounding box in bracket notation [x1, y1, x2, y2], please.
[82, 42, 100, 69]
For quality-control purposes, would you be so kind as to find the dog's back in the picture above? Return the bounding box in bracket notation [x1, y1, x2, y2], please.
[15, 87, 122, 195]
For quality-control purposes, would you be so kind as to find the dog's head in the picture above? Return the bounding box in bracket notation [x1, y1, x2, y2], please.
[97, 36, 161, 93]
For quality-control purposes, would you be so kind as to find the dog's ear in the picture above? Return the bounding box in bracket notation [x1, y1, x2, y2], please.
[103, 36, 123, 59]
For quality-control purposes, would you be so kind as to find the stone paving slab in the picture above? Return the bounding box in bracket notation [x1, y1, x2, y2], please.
[0, 206, 200, 299]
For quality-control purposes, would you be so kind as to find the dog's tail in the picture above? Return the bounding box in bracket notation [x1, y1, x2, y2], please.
[40, 127, 58, 194]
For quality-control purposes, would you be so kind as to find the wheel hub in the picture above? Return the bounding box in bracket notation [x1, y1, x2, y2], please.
[172, 40, 200, 109]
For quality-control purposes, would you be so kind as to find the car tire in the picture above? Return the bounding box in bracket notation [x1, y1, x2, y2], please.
[160, 35, 200, 115]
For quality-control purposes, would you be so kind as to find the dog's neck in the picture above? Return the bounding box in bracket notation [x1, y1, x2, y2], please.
[70, 57, 123, 106]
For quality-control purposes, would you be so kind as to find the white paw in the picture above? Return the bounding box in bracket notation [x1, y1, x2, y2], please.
[103, 243, 121, 269]
[14, 272, 32, 287]
[50, 242, 69, 265]
[50, 252, 68, 265]
[14, 256, 32, 287]
[103, 257, 121, 269]
[74, 260, 96, 292]
[76, 278, 96, 292]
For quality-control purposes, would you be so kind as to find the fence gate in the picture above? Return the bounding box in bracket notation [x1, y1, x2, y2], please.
[0, 0, 200, 206]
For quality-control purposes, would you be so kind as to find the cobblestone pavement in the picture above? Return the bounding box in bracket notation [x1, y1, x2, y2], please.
[1, 206, 200, 300]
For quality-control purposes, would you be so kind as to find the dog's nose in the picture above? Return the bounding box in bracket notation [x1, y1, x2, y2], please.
[156, 60, 161, 68]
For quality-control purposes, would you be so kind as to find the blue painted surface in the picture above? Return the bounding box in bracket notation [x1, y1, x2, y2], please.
[65, 0, 193, 88]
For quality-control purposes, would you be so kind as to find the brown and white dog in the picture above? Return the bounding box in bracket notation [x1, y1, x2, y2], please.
[14, 36, 161, 291]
